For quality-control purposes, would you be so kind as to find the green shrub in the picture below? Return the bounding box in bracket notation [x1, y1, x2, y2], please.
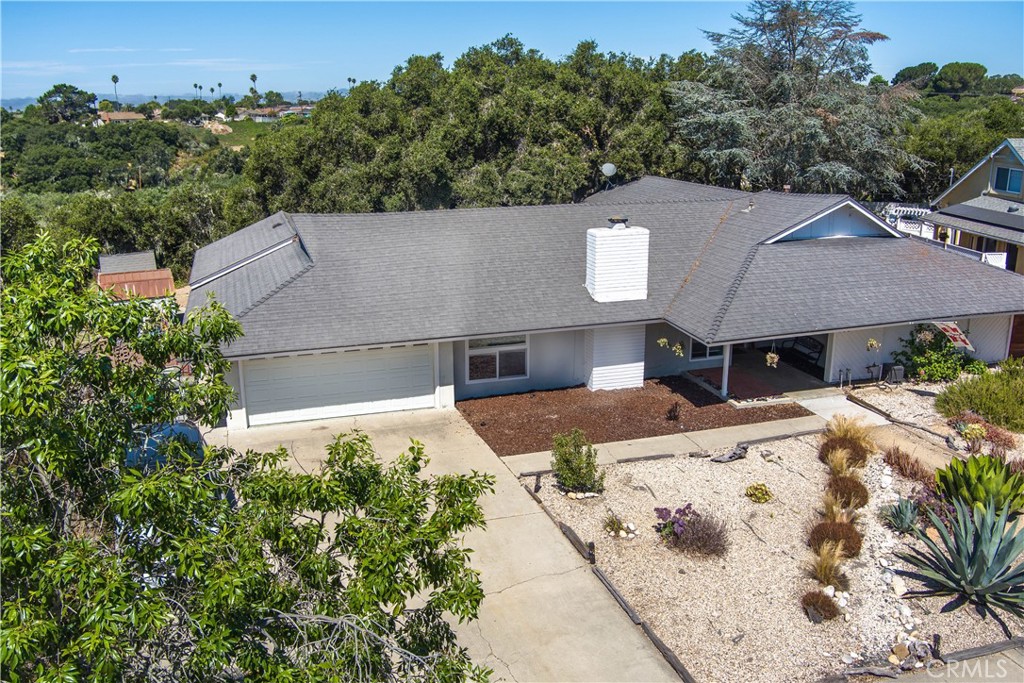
[655, 506, 730, 556]
[936, 364, 1024, 432]
[551, 428, 604, 493]
[964, 359, 989, 375]
[892, 325, 975, 382]
[934, 455, 1024, 512]
[898, 499, 1024, 621]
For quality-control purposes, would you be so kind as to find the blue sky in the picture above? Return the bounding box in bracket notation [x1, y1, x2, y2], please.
[2, 1, 1022, 99]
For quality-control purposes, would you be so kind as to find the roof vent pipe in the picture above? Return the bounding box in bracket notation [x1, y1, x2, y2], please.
[586, 217, 649, 302]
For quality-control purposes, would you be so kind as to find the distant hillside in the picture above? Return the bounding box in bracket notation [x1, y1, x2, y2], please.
[2, 91, 331, 111]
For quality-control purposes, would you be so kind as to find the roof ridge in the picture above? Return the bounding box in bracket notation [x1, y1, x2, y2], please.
[236, 259, 315, 320]
[706, 244, 760, 343]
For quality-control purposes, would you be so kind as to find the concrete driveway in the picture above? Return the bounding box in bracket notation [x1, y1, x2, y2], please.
[208, 409, 677, 682]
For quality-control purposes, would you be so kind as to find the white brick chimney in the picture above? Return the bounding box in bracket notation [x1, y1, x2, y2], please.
[585, 217, 649, 302]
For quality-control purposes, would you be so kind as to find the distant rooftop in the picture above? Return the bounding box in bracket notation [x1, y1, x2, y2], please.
[98, 251, 157, 273]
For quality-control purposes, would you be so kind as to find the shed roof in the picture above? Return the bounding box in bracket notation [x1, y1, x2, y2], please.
[99, 251, 157, 273]
[97, 269, 175, 300]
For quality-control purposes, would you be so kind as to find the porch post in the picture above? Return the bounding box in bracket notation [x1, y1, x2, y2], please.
[720, 343, 733, 399]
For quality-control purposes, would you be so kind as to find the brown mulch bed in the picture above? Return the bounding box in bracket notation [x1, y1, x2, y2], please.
[456, 376, 813, 456]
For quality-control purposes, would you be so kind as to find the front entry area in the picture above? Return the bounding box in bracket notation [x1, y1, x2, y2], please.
[239, 344, 437, 427]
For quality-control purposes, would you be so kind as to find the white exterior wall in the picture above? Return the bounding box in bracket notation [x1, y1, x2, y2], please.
[962, 315, 1013, 363]
[826, 315, 1014, 382]
[643, 322, 722, 377]
[827, 325, 914, 382]
[453, 331, 585, 400]
[779, 206, 892, 241]
[585, 325, 646, 390]
[225, 360, 247, 429]
[436, 341, 456, 408]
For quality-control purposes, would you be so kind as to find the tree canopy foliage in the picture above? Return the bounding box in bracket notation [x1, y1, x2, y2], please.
[671, 0, 920, 197]
[0, 235, 494, 681]
[243, 36, 704, 213]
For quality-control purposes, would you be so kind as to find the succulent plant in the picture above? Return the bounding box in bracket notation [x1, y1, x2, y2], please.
[898, 498, 1024, 623]
[745, 483, 773, 503]
[934, 455, 1024, 513]
[882, 497, 919, 534]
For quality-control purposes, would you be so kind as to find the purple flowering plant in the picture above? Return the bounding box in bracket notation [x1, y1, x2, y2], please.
[654, 504, 699, 542]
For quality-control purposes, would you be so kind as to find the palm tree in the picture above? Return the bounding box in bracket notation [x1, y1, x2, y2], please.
[217, 82, 223, 100]
[111, 74, 119, 109]
[193, 82, 198, 100]
[250, 73, 257, 90]
[198, 84, 204, 101]
[209, 86, 214, 99]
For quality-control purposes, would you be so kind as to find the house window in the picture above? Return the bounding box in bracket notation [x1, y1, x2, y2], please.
[690, 339, 723, 360]
[994, 167, 1023, 194]
[467, 335, 528, 382]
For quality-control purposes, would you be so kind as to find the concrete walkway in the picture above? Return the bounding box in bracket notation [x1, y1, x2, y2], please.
[208, 410, 678, 682]
[897, 647, 1024, 681]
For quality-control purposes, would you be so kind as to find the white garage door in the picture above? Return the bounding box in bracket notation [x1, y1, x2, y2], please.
[243, 345, 436, 426]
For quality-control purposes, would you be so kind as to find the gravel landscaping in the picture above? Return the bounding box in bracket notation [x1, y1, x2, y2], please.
[531, 435, 1023, 683]
[456, 377, 812, 456]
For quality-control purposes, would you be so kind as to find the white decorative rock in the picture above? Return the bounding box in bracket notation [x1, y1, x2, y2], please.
[844, 613, 851, 623]
[882, 571, 894, 584]
[618, 530, 627, 538]
[878, 558, 890, 567]
[568, 492, 577, 499]
[840, 655, 854, 665]
[881, 475, 893, 488]
[627, 523, 636, 532]
[627, 533, 636, 540]
[892, 577, 908, 597]
[899, 605, 912, 618]
[838, 597, 848, 608]
[824, 585, 836, 598]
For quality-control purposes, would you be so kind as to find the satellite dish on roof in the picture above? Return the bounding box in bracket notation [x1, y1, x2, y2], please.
[601, 162, 617, 178]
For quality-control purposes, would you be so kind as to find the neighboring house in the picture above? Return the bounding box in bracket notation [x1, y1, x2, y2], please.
[94, 111, 147, 126]
[924, 139, 1024, 275]
[243, 107, 283, 123]
[96, 250, 175, 300]
[186, 177, 1024, 429]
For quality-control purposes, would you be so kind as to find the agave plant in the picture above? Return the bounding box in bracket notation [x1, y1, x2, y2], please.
[882, 497, 918, 534]
[934, 455, 1024, 512]
[939, 456, 1024, 508]
[897, 499, 1024, 628]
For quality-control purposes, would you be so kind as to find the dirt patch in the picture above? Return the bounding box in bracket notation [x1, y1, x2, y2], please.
[456, 377, 812, 456]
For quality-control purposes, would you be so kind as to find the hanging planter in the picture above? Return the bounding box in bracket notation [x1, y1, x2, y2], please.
[765, 351, 780, 368]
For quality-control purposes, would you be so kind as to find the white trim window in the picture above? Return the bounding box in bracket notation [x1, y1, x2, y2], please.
[467, 335, 528, 382]
[690, 339, 723, 361]
[994, 167, 1023, 194]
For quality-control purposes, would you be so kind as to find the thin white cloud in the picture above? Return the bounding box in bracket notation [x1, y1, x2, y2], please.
[158, 48, 194, 53]
[68, 47, 140, 54]
[3, 61, 87, 76]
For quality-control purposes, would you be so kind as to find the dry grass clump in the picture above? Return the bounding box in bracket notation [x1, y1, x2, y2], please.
[801, 590, 840, 621]
[821, 491, 858, 525]
[1009, 459, 1024, 476]
[824, 448, 854, 478]
[826, 474, 870, 509]
[882, 445, 933, 486]
[986, 424, 1018, 458]
[672, 513, 730, 557]
[807, 540, 849, 591]
[818, 415, 874, 467]
[809, 521, 863, 558]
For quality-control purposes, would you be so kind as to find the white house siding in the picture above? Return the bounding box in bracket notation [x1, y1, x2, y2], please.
[827, 325, 915, 382]
[826, 316, 1014, 382]
[962, 315, 1013, 363]
[780, 206, 890, 241]
[586, 325, 646, 390]
[453, 331, 585, 400]
[643, 323, 722, 377]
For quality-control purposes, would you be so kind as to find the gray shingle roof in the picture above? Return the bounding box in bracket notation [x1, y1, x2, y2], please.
[923, 195, 1024, 246]
[583, 176, 751, 205]
[1008, 139, 1024, 159]
[188, 182, 1024, 358]
[99, 251, 156, 273]
[190, 212, 296, 284]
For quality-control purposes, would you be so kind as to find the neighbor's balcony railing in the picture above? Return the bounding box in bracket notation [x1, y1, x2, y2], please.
[904, 234, 1007, 269]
